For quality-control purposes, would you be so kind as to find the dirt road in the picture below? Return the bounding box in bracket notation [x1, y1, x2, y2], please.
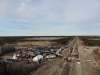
[31, 58, 70, 75]
[79, 46, 100, 75]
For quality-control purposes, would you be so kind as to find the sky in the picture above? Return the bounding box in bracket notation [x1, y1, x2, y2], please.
[0, 0, 100, 36]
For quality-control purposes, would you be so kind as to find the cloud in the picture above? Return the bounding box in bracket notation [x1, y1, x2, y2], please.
[15, 0, 100, 24]
[65, 0, 100, 24]
[0, 0, 100, 36]
[1, 0, 100, 23]
[16, 2, 33, 19]
[15, 0, 65, 21]
[0, 0, 8, 16]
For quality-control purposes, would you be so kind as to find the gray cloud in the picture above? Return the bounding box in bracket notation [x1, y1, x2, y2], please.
[0, 0, 100, 35]
[15, 0, 65, 20]
[0, 0, 8, 16]
[65, 0, 100, 24]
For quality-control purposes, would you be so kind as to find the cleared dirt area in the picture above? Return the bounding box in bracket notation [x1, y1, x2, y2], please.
[31, 58, 68, 75]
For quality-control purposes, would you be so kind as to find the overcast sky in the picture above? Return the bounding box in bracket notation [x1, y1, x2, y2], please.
[0, 0, 100, 36]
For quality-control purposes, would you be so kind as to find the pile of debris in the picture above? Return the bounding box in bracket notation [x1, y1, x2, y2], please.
[0, 44, 68, 65]
[11, 45, 66, 64]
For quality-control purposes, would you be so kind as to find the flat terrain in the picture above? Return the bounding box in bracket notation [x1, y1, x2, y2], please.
[0, 36, 100, 75]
